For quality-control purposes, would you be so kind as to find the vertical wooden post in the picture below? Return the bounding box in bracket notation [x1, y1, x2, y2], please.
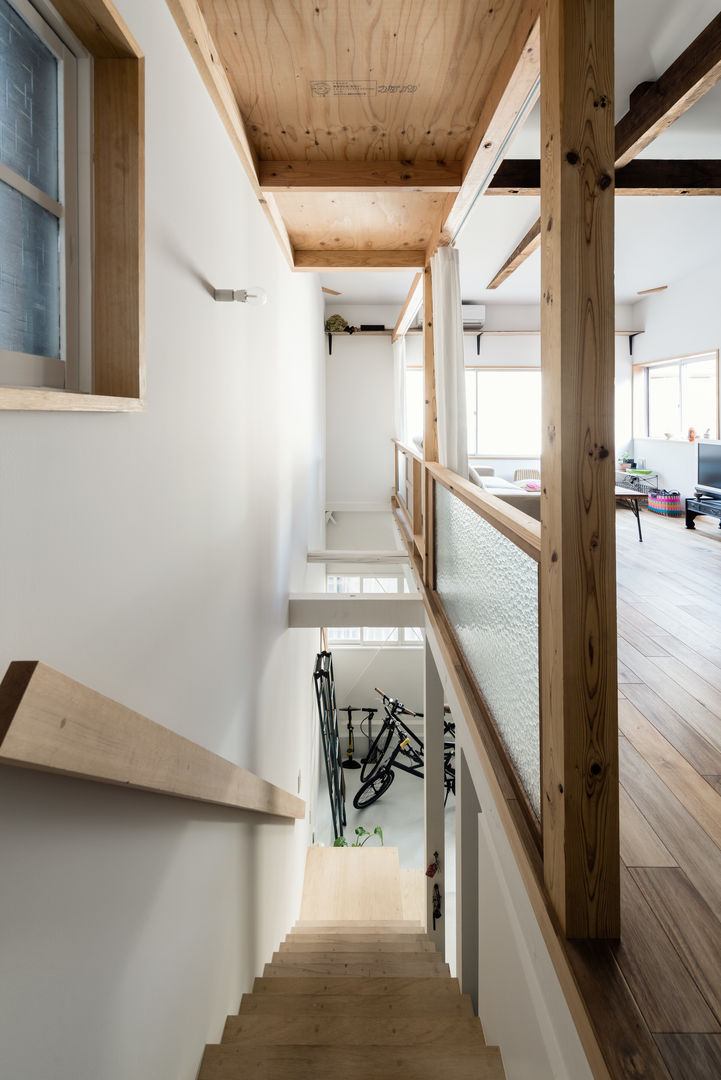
[424, 638, 445, 954]
[412, 456, 423, 540]
[423, 264, 438, 587]
[540, 0, 620, 938]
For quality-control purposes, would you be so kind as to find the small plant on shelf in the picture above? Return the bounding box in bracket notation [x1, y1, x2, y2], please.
[333, 825, 384, 847]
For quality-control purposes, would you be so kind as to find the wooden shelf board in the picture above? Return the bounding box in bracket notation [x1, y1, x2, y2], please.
[0, 662, 304, 819]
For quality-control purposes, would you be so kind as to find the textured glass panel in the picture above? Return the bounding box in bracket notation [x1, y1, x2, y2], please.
[0, 178, 59, 357]
[0, 0, 58, 198]
[435, 482, 540, 816]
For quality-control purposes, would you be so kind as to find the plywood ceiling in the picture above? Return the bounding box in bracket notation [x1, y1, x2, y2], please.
[184, 0, 540, 265]
[199, 0, 503, 163]
[275, 191, 447, 249]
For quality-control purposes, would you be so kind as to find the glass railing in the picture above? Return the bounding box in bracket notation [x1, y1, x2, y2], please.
[434, 479, 540, 817]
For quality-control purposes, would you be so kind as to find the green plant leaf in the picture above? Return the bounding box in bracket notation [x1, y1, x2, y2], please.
[374, 826, 384, 845]
[333, 836, 348, 847]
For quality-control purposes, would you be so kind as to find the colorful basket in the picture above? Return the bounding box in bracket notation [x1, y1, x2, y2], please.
[648, 489, 682, 516]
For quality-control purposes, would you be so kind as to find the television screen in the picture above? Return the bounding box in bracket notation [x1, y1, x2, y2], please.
[697, 441, 721, 494]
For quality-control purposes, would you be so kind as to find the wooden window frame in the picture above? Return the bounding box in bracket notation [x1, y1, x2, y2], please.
[632, 349, 720, 441]
[0, 0, 145, 412]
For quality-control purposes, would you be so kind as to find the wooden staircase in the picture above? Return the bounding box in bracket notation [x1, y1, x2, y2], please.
[196, 849, 505, 1079]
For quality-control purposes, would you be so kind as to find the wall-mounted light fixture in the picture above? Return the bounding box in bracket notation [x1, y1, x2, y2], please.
[213, 287, 268, 306]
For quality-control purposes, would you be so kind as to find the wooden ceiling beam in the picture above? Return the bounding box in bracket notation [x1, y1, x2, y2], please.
[487, 219, 541, 290]
[615, 12, 721, 167]
[294, 251, 426, 271]
[392, 273, 424, 343]
[488, 10, 721, 287]
[165, 0, 294, 268]
[259, 161, 462, 193]
[489, 158, 721, 195]
[436, 4, 541, 254]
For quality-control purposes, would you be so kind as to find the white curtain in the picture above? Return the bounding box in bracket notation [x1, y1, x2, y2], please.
[431, 246, 468, 476]
[392, 335, 407, 445]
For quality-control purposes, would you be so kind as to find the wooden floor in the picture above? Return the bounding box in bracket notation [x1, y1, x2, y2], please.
[575, 508, 721, 1079]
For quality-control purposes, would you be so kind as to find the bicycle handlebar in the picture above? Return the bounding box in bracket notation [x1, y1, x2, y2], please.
[374, 687, 420, 718]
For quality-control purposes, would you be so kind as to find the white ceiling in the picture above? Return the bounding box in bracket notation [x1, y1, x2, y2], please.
[321, 0, 721, 311]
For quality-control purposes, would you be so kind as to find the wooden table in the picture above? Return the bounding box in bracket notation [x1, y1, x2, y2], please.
[615, 486, 647, 542]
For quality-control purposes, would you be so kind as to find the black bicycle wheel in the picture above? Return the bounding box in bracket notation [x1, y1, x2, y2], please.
[360, 722, 395, 782]
[353, 767, 395, 809]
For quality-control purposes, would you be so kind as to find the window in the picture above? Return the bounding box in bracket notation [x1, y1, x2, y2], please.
[0, 0, 91, 391]
[0, 0, 144, 411]
[326, 571, 424, 647]
[635, 352, 719, 440]
[466, 368, 542, 456]
[405, 367, 424, 442]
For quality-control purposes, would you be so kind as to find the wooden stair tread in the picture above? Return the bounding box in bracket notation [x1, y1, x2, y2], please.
[279, 939, 437, 953]
[264, 960, 449, 978]
[198, 1043, 505, 1080]
[253, 976, 465, 996]
[285, 931, 431, 941]
[271, 950, 444, 963]
[294, 920, 422, 928]
[237, 992, 476, 1017]
[291, 925, 423, 935]
[220, 1015, 486, 1046]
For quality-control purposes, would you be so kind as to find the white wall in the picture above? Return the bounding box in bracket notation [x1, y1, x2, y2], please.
[332, 646, 424, 716]
[0, 2, 324, 1078]
[325, 323, 395, 510]
[325, 510, 402, 550]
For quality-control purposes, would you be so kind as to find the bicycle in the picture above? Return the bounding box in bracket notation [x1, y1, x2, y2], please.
[352, 688, 455, 809]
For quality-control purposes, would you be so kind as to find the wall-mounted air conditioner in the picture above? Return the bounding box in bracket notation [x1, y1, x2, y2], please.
[461, 303, 485, 331]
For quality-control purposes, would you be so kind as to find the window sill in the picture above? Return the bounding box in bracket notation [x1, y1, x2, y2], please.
[0, 388, 145, 412]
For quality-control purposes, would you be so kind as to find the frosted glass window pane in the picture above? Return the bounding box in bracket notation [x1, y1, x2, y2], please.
[0, 0, 59, 198]
[363, 627, 399, 642]
[362, 577, 399, 593]
[435, 482, 540, 816]
[327, 627, 361, 642]
[682, 356, 717, 437]
[648, 362, 680, 438]
[476, 370, 541, 456]
[327, 575, 361, 594]
[405, 370, 423, 442]
[0, 179, 59, 358]
[465, 370, 476, 454]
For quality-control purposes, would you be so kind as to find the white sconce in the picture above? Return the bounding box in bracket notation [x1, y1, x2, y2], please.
[213, 286, 267, 306]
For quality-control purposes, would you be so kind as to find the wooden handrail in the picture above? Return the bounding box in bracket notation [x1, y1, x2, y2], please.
[0, 662, 305, 819]
[426, 462, 541, 562]
[392, 437, 423, 464]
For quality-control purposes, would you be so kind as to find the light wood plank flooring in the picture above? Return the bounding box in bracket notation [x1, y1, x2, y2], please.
[582, 508, 721, 1078]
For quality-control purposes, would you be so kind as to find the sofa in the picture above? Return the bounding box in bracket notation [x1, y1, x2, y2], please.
[469, 468, 541, 521]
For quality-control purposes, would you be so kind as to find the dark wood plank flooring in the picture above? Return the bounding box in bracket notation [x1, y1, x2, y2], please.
[600, 509, 721, 1079]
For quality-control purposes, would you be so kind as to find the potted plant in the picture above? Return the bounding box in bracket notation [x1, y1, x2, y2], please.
[333, 826, 384, 847]
[618, 452, 637, 472]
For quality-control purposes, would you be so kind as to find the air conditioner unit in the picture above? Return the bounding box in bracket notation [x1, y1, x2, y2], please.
[462, 303, 485, 331]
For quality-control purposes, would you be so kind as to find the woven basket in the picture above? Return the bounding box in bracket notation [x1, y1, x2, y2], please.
[648, 489, 682, 516]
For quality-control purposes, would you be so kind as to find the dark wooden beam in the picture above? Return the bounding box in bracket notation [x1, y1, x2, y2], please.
[489, 158, 721, 195]
[540, 0, 620, 938]
[259, 160, 462, 192]
[615, 12, 721, 167]
[489, 11, 721, 286]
